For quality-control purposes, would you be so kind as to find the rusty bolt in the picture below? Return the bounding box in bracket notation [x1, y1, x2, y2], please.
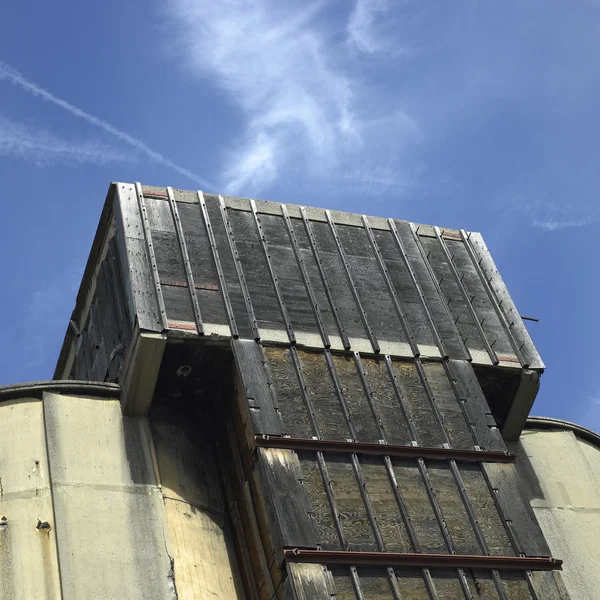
[36, 519, 51, 532]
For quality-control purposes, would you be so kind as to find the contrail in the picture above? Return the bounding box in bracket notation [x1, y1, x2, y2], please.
[0, 60, 216, 189]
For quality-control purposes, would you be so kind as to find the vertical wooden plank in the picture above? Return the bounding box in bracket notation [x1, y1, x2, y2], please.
[463, 232, 543, 369]
[300, 209, 351, 349]
[263, 346, 313, 438]
[297, 452, 341, 550]
[198, 191, 238, 336]
[482, 463, 551, 557]
[250, 201, 296, 343]
[297, 350, 350, 441]
[361, 356, 412, 446]
[286, 563, 333, 600]
[231, 339, 283, 435]
[444, 360, 506, 452]
[326, 455, 378, 551]
[330, 353, 380, 443]
[166, 187, 204, 334]
[255, 448, 319, 549]
[282, 205, 330, 347]
[325, 212, 380, 353]
[395, 568, 435, 600]
[362, 215, 419, 356]
[134, 182, 168, 330]
[431, 228, 498, 363]
[421, 361, 475, 450]
[219, 196, 260, 339]
[113, 183, 163, 331]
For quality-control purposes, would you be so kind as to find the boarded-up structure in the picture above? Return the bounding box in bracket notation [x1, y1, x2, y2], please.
[3, 180, 563, 599]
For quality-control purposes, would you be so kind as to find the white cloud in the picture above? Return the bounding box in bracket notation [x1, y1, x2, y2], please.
[532, 217, 593, 232]
[347, 0, 395, 54]
[0, 115, 134, 167]
[0, 61, 215, 188]
[167, 0, 418, 195]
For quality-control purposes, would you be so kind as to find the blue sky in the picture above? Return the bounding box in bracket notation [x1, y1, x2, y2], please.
[1, 1, 599, 430]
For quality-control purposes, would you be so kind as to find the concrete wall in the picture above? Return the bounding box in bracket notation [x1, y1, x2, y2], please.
[0, 383, 243, 600]
[513, 424, 600, 600]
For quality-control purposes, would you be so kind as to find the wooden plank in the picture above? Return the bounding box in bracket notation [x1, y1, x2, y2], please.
[326, 454, 378, 551]
[446, 238, 514, 357]
[426, 461, 480, 555]
[421, 361, 475, 450]
[113, 183, 163, 331]
[197, 192, 238, 335]
[260, 211, 323, 341]
[263, 346, 313, 438]
[231, 339, 283, 435]
[228, 207, 285, 334]
[250, 201, 296, 343]
[166, 187, 204, 334]
[361, 356, 412, 446]
[528, 572, 570, 600]
[219, 195, 260, 339]
[431, 568, 470, 599]
[331, 353, 380, 443]
[255, 447, 319, 549]
[300, 211, 351, 349]
[460, 464, 514, 557]
[363, 215, 419, 355]
[297, 452, 341, 550]
[395, 567, 435, 600]
[463, 232, 543, 369]
[445, 360, 506, 452]
[281, 205, 330, 346]
[390, 360, 445, 447]
[325, 212, 380, 353]
[286, 563, 333, 600]
[482, 463, 551, 557]
[135, 182, 168, 330]
[395, 220, 468, 359]
[360, 457, 412, 553]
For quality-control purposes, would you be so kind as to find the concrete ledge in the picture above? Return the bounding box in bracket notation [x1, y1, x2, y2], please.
[0, 380, 120, 402]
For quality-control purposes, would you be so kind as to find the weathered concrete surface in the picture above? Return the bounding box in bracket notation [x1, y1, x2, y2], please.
[514, 426, 600, 600]
[0, 398, 61, 600]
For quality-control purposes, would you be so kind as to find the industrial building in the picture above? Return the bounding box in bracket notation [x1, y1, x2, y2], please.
[1, 181, 593, 599]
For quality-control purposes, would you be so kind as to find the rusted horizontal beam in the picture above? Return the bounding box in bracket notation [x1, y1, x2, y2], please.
[255, 436, 515, 463]
[284, 549, 562, 571]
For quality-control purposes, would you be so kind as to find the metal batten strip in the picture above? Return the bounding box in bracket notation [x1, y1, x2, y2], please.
[387, 218, 448, 359]
[166, 187, 204, 335]
[324, 350, 358, 440]
[409, 222, 470, 360]
[281, 204, 330, 348]
[134, 182, 168, 330]
[459, 229, 527, 366]
[197, 191, 238, 337]
[300, 207, 350, 350]
[218, 195, 260, 340]
[254, 436, 514, 463]
[325, 211, 380, 354]
[362, 215, 419, 357]
[434, 227, 498, 365]
[349, 566, 365, 600]
[249, 200, 296, 344]
[283, 550, 562, 570]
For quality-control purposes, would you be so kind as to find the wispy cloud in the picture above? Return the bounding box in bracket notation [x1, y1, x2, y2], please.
[0, 115, 134, 167]
[347, 0, 397, 54]
[167, 0, 419, 196]
[500, 193, 596, 232]
[0, 60, 215, 188]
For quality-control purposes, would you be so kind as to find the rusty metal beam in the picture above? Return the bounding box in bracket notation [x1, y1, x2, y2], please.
[283, 549, 562, 571]
[254, 436, 515, 463]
